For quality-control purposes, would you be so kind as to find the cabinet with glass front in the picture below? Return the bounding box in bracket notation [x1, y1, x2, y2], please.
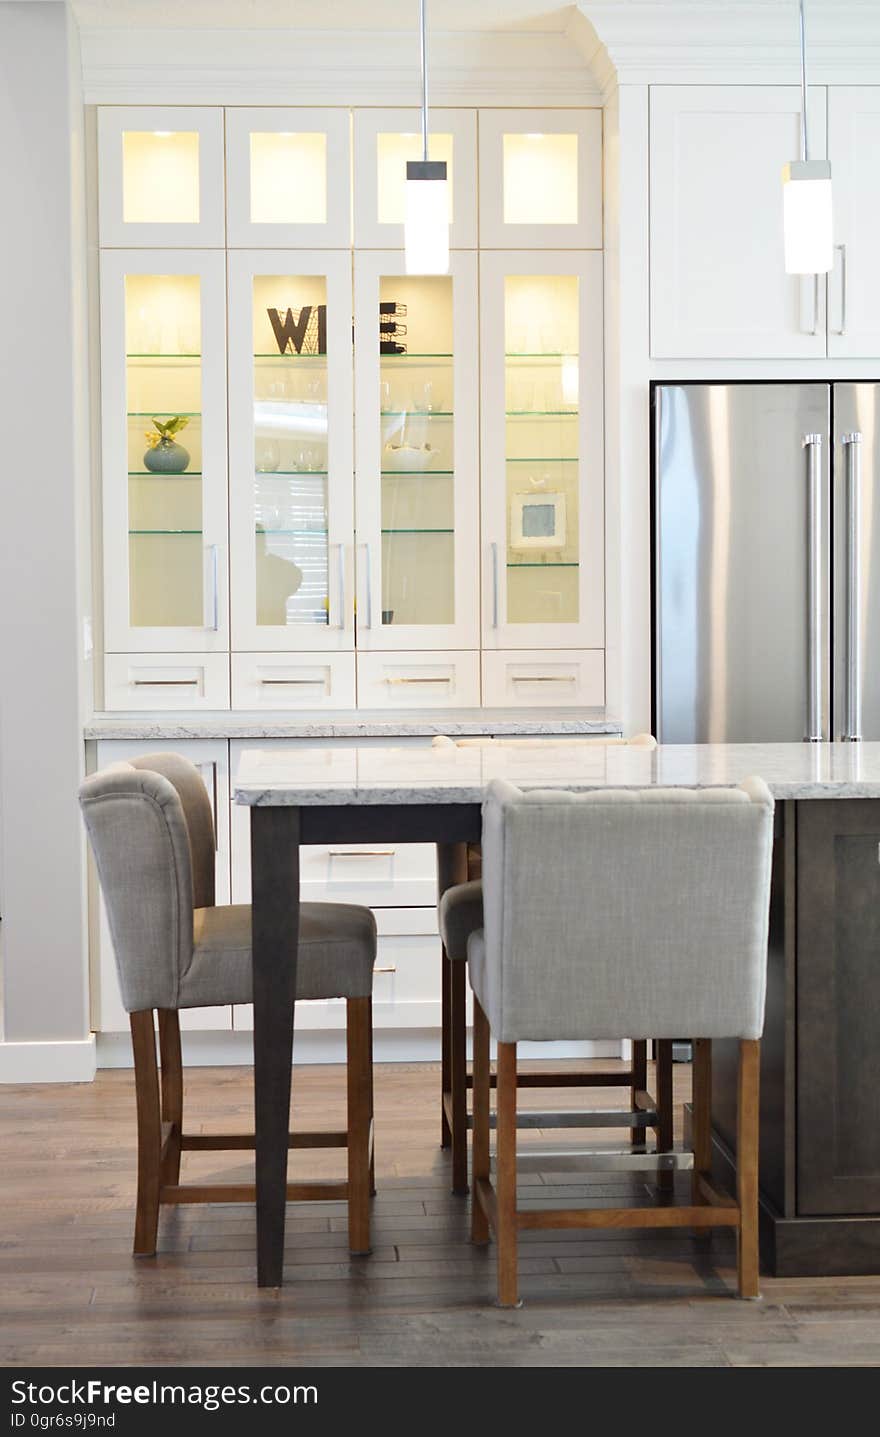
[99, 249, 230, 706]
[227, 250, 355, 708]
[479, 251, 605, 669]
[353, 251, 479, 657]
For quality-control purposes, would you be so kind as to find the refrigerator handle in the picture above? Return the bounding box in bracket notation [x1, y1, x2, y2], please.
[804, 433, 824, 742]
[843, 432, 863, 741]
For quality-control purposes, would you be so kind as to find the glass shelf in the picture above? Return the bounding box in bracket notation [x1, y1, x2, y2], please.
[506, 457, 576, 464]
[254, 352, 328, 360]
[256, 528, 329, 537]
[128, 411, 201, 418]
[382, 528, 454, 535]
[505, 352, 574, 359]
[128, 469, 202, 477]
[505, 410, 578, 418]
[379, 353, 453, 360]
[129, 529, 203, 536]
[381, 469, 454, 477]
[381, 410, 453, 418]
[507, 561, 579, 569]
[126, 353, 201, 360]
[255, 469, 329, 477]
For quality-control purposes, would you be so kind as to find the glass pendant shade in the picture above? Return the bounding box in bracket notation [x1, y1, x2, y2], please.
[404, 160, 449, 275]
[783, 161, 833, 274]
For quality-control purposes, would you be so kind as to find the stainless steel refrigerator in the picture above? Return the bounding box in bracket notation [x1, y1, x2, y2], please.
[653, 382, 880, 744]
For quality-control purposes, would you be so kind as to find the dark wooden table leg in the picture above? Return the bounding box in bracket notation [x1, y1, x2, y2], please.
[252, 804, 300, 1288]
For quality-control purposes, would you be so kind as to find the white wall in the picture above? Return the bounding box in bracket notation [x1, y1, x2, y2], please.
[0, 2, 94, 1080]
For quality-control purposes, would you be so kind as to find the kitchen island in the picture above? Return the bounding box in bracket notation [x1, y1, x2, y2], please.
[236, 739, 880, 1280]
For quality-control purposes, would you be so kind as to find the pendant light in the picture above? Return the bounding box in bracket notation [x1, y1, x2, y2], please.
[404, 0, 449, 274]
[782, 0, 832, 274]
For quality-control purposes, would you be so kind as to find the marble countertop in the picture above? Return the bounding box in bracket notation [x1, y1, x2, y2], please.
[234, 740, 880, 805]
[85, 707, 621, 741]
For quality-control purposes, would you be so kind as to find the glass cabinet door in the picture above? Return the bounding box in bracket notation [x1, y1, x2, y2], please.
[97, 107, 225, 247]
[100, 250, 229, 656]
[354, 251, 479, 653]
[228, 250, 354, 655]
[353, 109, 477, 249]
[480, 251, 604, 651]
[478, 109, 602, 249]
[225, 108, 351, 248]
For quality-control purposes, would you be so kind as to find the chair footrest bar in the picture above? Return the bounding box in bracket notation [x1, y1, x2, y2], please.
[504, 1148, 694, 1174]
[516, 1203, 739, 1231]
[510, 1109, 660, 1130]
[159, 1180, 349, 1205]
[464, 1071, 634, 1091]
[180, 1131, 347, 1151]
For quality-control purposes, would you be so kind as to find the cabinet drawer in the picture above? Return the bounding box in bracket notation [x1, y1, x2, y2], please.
[482, 649, 604, 707]
[356, 650, 480, 708]
[232, 653, 356, 710]
[104, 653, 230, 711]
[233, 908, 442, 1032]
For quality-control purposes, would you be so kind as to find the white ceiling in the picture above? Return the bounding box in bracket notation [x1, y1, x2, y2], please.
[71, 0, 575, 31]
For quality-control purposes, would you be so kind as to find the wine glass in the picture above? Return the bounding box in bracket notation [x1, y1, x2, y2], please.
[255, 439, 280, 473]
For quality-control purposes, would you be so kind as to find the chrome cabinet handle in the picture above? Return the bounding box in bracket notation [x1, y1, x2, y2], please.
[336, 543, 346, 629]
[132, 678, 199, 686]
[834, 244, 847, 335]
[385, 675, 451, 685]
[204, 544, 219, 631]
[329, 849, 395, 859]
[258, 677, 322, 686]
[491, 542, 499, 628]
[511, 674, 576, 684]
[359, 542, 373, 629]
[843, 432, 863, 741]
[804, 433, 823, 742]
[801, 274, 820, 335]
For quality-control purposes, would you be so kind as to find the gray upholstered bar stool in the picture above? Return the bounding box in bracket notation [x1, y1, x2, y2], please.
[435, 732, 662, 1194]
[79, 753, 377, 1261]
[468, 777, 774, 1307]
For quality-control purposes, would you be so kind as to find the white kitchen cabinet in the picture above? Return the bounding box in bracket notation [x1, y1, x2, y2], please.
[352, 107, 477, 250]
[478, 109, 602, 250]
[227, 249, 355, 654]
[480, 250, 605, 654]
[650, 86, 828, 359]
[99, 249, 230, 659]
[353, 250, 480, 653]
[827, 87, 880, 359]
[92, 739, 231, 1033]
[225, 108, 351, 248]
[97, 107, 225, 248]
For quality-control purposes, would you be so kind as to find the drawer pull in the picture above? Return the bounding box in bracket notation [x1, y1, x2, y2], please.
[259, 677, 324, 686]
[385, 675, 452, 685]
[512, 674, 576, 683]
[132, 678, 199, 687]
[329, 848, 396, 859]
[374, 966, 397, 975]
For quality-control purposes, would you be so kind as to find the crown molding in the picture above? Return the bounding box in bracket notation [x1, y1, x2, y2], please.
[79, 26, 603, 106]
[570, 2, 880, 96]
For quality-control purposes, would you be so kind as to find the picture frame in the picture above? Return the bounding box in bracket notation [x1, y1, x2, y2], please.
[509, 490, 567, 550]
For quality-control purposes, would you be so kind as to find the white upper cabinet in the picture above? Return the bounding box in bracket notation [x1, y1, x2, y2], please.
[227, 249, 355, 655]
[353, 250, 480, 653]
[479, 250, 605, 653]
[650, 86, 828, 359]
[827, 88, 880, 359]
[97, 107, 225, 247]
[225, 108, 351, 248]
[353, 108, 477, 249]
[478, 109, 602, 250]
[99, 249, 229, 658]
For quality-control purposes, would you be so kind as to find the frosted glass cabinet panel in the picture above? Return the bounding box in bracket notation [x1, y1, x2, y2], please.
[228, 250, 354, 653]
[100, 250, 229, 656]
[478, 110, 602, 249]
[354, 251, 479, 652]
[353, 109, 477, 248]
[480, 251, 604, 650]
[225, 108, 351, 247]
[97, 107, 225, 247]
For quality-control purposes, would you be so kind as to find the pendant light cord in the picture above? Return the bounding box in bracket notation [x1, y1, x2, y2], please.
[420, 0, 429, 162]
[799, 0, 809, 162]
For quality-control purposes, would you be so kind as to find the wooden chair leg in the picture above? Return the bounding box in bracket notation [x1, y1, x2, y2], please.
[367, 996, 376, 1197]
[450, 958, 469, 1195]
[496, 1040, 520, 1308]
[346, 996, 372, 1257]
[157, 1009, 183, 1187]
[440, 945, 452, 1149]
[631, 1039, 648, 1148]
[691, 1038, 712, 1204]
[129, 1010, 161, 1258]
[737, 1038, 761, 1299]
[471, 998, 491, 1245]
[655, 1039, 674, 1195]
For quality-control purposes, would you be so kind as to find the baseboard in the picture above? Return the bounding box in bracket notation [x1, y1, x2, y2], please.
[0, 1035, 97, 1084]
[96, 1029, 626, 1070]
